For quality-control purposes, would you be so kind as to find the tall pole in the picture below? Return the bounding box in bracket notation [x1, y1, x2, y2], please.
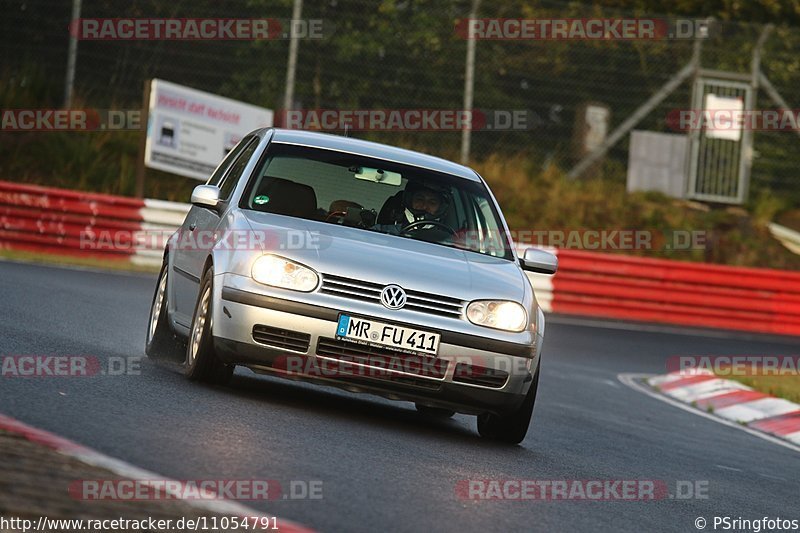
[283, 0, 303, 120]
[741, 24, 774, 200]
[134, 80, 152, 199]
[63, 0, 82, 108]
[460, 0, 480, 165]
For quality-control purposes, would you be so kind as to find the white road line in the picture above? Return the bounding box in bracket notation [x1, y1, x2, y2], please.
[714, 465, 743, 472]
[0, 413, 312, 532]
[617, 373, 800, 454]
[757, 472, 787, 481]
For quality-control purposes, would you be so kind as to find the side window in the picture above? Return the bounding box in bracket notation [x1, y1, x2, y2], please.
[218, 139, 259, 201]
[451, 188, 468, 229]
[473, 196, 508, 257]
[206, 136, 252, 186]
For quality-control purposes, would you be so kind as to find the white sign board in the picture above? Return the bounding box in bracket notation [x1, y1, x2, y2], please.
[704, 93, 743, 141]
[144, 79, 273, 180]
[584, 105, 610, 152]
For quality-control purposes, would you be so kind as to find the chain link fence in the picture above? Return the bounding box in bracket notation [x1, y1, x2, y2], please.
[2, 0, 799, 207]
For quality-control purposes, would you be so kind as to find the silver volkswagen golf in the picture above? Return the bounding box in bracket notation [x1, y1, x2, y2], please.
[146, 128, 557, 444]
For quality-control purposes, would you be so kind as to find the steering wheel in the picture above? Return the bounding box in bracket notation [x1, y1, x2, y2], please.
[399, 219, 457, 236]
[325, 211, 348, 222]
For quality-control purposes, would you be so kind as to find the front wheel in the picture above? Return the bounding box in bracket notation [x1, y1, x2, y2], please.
[185, 266, 234, 385]
[477, 365, 540, 444]
[145, 261, 185, 360]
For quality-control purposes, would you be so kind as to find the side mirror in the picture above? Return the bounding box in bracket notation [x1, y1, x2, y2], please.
[520, 248, 558, 275]
[191, 185, 221, 209]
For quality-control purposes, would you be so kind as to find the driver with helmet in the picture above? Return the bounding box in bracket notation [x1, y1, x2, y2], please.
[373, 181, 453, 239]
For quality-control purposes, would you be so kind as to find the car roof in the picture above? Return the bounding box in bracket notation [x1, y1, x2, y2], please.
[261, 128, 481, 182]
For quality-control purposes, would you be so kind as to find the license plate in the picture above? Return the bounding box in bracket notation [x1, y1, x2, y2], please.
[336, 314, 440, 356]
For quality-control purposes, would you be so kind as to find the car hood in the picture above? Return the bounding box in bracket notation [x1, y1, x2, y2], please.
[242, 211, 526, 302]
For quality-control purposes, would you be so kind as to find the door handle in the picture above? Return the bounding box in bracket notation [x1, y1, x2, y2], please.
[189, 223, 197, 231]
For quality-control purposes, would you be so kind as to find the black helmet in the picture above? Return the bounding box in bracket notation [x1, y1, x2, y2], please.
[402, 181, 451, 221]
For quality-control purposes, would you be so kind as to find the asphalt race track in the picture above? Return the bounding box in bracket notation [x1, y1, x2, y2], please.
[1, 260, 798, 532]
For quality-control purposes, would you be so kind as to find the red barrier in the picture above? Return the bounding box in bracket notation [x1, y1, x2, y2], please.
[0, 181, 146, 259]
[0, 181, 144, 208]
[552, 249, 800, 336]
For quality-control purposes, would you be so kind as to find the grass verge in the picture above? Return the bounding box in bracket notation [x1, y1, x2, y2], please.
[714, 372, 800, 404]
[0, 249, 160, 274]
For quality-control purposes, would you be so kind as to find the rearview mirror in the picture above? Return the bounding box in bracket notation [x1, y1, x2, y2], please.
[520, 248, 558, 275]
[352, 167, 402, 186]
[191, 185, 221, 209]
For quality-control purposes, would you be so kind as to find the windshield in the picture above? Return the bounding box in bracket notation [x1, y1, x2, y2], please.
[239, 143, 514, 260]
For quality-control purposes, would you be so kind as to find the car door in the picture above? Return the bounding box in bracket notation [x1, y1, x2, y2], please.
[170, 136, 255, 327]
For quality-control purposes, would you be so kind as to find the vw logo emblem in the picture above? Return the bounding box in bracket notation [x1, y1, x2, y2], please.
[380, 284, 407, 310]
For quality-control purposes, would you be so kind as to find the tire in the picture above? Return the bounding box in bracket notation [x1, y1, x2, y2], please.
[145, 261, 185, 360]
[476, 364, 540, 444]
[415, 404, 456, 418]
[185, 266, 234, 385]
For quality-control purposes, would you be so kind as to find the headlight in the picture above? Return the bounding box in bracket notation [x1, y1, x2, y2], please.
[251, 255, 319, 292]
[466, 300, 527, 332]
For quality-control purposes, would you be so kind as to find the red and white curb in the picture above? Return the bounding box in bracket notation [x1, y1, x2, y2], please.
[627, 369, 800, 448]
[0, 413, 314, 533]
[618, 373, 800, 453]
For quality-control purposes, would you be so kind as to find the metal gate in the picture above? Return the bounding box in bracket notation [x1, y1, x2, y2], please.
[686, 78, 753, 204]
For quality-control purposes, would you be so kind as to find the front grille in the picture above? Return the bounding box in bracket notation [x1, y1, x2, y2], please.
[320, 274, 464, 318]
[452, 362, 509, 389]
[316, 337, 448, 380]
[252, 325, 311, 352]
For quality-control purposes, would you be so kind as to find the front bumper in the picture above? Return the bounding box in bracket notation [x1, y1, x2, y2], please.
[212, 274, 540, 415]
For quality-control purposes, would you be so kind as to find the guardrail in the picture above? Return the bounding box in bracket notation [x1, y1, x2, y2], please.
[0, 181, 188, 266]
[769, 222, 800, 256]
[525, 249, 800, 336]
[2, 181, 799, 336]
